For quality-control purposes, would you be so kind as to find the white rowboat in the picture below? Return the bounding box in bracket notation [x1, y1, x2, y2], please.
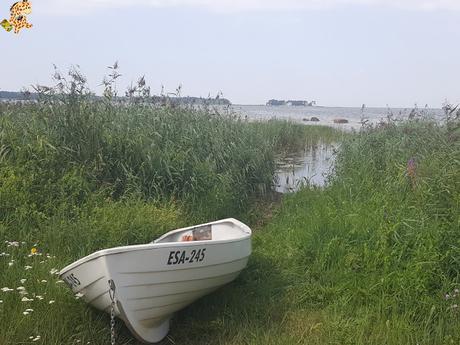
[59, 218, 252, 343]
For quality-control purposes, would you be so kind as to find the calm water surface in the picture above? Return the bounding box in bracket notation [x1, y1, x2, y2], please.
[275, 143, 337, 193]
[232, 105, 444, 131]
[229, 105, 443, 192]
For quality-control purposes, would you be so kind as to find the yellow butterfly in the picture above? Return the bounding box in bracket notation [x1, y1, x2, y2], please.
[1, 19, 13, 32]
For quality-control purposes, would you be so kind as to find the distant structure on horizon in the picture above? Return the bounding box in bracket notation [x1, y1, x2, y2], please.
[266, 99, 316, 107]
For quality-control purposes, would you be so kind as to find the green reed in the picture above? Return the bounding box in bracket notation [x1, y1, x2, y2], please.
[248, 118, 345, 152]
[170, 119, 459, 345]
[0, 91, 345, 344]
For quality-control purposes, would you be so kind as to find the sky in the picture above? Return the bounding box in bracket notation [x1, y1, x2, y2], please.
[1, 0, 459, 107]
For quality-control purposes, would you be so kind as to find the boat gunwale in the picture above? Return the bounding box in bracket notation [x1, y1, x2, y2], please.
[59, 218, 251, 276]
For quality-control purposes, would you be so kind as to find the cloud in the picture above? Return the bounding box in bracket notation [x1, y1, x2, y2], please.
[36, 0, 460, 15]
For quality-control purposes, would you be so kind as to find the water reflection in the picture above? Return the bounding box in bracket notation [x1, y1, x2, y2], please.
[275, 143, 337, 193]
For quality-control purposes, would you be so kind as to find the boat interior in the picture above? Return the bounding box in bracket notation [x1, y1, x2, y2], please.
[155, 220, 249, 243]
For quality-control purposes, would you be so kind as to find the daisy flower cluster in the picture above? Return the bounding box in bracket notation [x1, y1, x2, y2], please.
[0, 239, 68, 342]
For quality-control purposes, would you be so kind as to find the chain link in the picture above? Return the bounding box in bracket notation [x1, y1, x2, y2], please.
[108, 279, 116, 345]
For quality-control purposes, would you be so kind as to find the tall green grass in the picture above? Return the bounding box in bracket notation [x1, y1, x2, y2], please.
[3, 87, 455, 345]
[0, 98, 341, 222]
[247, 119, 343, 152]
[208, 119, 458, 345]
[166, 120, 459, 345]
[0, 93, 345, 344]
[1, 102, 269, 222]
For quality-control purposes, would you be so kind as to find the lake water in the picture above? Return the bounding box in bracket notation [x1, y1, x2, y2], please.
[232, 105, 445, 131]
[275, 143, 337, 193]
[230, 105, 444, 192]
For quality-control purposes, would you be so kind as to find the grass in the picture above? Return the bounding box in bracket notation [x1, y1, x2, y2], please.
[169, 120, 459, 345]
[0, 92, 343, 344]
[0, 102, 267, 221]
[0, 89, 458, 344]
[247, 119, 344, 152]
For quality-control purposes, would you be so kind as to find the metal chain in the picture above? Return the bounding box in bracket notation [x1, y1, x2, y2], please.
[108, 279, 116, 345]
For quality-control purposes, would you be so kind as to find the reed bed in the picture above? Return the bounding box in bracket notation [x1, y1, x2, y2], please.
[180, 119, 458, 345]
[3, 79, 454, 344]
[247, 119, 344, 152]
[0, 91, 344, 344]
[0, 101, 273, 221]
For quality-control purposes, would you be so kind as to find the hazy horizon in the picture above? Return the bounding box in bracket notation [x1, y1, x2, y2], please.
[1, 0, 459, 108]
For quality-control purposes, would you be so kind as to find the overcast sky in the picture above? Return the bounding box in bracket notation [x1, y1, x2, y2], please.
[1, 0, 459, 107]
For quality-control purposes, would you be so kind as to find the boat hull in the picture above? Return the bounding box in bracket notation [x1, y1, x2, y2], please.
[59, 219, 251, 343]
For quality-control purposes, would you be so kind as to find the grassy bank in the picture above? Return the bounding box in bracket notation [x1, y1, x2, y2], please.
[0, 97, 343, 344]
[1, 95, 457, 344]
[0, 101, 271, 222]
[171, 120, 459, 345]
